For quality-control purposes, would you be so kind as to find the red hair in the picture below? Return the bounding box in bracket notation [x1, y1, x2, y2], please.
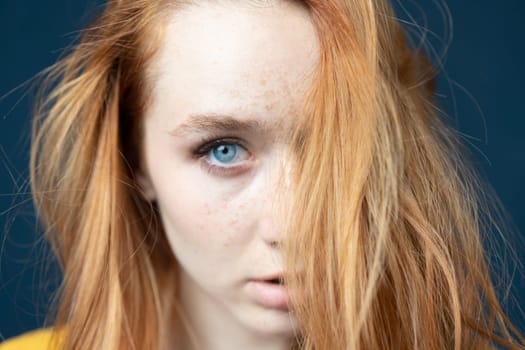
[30, 0, 524, 349]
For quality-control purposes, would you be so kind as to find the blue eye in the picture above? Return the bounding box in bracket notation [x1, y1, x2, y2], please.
[210, 143, 240, 164]
[193, 138, 251, 176]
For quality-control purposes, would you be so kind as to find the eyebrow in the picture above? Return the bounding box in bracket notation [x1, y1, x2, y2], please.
[168, 113, 277, 137]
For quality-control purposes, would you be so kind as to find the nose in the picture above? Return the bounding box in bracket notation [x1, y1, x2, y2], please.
[257, 155, 294, 248]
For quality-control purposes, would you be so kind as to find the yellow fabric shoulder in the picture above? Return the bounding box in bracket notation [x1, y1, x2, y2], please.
[0, 328, 61, 350]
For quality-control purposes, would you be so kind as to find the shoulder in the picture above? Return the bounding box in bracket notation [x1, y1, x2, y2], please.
[0, 328, 61, 350]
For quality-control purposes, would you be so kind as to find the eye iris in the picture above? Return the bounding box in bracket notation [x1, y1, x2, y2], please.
[211, 144, 237, 163]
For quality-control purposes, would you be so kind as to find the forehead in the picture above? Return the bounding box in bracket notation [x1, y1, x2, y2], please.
[145, 1, 319, 133]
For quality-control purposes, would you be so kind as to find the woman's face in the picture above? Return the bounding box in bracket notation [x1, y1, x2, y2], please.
[140, 1, 319, 345]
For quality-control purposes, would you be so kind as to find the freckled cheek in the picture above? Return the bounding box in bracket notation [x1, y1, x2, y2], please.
[154, 174, 256, 250]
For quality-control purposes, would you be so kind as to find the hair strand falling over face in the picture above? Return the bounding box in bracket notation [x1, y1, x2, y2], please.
[29, 0, 525, 349]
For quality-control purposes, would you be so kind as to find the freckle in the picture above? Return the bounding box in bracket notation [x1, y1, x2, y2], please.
[229, 88, 242, 99]
[263, 89, 274, 98]
[260, 78, 266, 86]
[204, 203, 211, 216]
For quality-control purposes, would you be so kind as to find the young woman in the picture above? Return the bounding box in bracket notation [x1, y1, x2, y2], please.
[1, 0, 524, 349]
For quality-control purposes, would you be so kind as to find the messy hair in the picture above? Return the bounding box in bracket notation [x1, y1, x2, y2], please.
[30, 0, 524, 349]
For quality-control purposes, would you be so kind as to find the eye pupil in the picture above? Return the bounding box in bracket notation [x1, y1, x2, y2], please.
[211, 144, 238, 163]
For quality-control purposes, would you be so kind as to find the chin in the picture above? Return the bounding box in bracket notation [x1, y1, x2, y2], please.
[239, 304, 301, 338]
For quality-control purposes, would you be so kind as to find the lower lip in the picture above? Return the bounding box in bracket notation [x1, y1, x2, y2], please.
[247, 280, 290, 311]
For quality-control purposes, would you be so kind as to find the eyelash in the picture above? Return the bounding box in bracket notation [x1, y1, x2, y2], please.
[192, 136, 252, 176]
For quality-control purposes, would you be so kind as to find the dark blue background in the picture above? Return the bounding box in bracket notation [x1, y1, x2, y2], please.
[1, 0, 524, 342]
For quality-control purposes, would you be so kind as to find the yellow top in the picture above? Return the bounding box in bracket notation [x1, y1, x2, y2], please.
[0, 329, 58, 350]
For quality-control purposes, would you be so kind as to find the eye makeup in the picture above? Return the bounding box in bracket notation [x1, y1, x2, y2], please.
[191, 135, 254, 177]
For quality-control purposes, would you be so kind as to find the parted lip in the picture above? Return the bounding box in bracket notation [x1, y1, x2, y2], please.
[252, 273, 285, 283]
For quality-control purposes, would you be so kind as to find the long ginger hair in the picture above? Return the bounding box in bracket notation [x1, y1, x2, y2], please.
[30, 0, 525, 349]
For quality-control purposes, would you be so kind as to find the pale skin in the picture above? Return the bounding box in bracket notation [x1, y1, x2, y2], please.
[139, 1, 319, 349]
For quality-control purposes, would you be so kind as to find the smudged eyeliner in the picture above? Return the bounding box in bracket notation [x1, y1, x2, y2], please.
[192, 136, 252, 176]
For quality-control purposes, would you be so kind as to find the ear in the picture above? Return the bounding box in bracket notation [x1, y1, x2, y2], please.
[135, 171, 157, 202]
